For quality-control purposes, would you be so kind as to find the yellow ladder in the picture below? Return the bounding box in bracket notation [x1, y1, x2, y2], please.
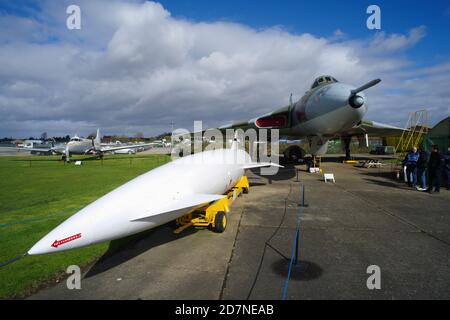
[392, 110, 429, 174]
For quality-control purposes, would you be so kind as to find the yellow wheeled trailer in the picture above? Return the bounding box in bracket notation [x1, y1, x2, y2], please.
[173, 176, 249, 234]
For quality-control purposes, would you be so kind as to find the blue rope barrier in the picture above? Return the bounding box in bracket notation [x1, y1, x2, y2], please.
[281, 184, 305, 300]
[0, 253, 27, 268]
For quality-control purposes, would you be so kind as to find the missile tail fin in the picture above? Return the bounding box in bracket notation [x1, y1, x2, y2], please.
[242, 162, 284, 169]
[130, 194, 225, 222]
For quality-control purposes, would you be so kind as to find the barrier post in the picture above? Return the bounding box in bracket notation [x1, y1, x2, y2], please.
[283, 184, 305, 300]
[302, 184, 305, 207]
[294, 229, 299, 265]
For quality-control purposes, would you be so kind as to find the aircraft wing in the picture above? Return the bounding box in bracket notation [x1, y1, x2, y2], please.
[10, 147, 53, 152]
[219, 119, 257, 131]
[342, 119, 407, 137]
[219, 105, 293, 132]
[99, 143, 152, 153]
[170, 105, 293, 142]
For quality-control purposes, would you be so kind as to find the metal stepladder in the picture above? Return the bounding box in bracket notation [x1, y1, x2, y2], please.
[392, 110, 429, 178]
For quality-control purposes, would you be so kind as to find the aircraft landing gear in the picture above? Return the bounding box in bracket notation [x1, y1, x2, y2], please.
[305, 156, 321, 172]
[305, 156, 312, 171]
[342, 136, 352, 160]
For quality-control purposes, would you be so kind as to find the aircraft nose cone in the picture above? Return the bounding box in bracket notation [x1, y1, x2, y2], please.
[349, 95, 365, 109]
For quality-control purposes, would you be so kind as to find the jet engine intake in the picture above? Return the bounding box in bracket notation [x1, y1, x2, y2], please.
[349, 95, 365, 109]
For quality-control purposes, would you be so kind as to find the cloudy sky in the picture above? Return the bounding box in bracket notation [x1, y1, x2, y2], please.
[0, 0, 449, 138]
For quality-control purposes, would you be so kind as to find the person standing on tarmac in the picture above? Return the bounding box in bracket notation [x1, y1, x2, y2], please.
[416, 146, 429, 191]
[427, 145, 445, 194]
[445, 147, 450, 190]
[404, 146, 419, 187]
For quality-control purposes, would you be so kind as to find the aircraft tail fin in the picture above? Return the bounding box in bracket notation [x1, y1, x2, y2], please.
[231, 131, 239, 151]
[95, 129, 101, 144]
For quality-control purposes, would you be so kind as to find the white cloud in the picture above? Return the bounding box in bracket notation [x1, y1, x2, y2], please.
[0, 1, 448, 138]
[369, 26, 427, 53]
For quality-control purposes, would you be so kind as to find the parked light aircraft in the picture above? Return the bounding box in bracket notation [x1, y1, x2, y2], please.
[218, 76, 405, 160]
[14, 129, 150, 161]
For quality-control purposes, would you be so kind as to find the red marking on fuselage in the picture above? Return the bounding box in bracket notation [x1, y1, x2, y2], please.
[51, 233, 82, 248]
[256, 115, 287, 128]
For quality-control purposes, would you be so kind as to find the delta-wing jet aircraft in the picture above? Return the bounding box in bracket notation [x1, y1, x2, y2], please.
[218, 76, 405, 160]
[15, 129, 150, 161]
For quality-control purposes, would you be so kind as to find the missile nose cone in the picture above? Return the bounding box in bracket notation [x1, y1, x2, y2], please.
[28, 235, 56, 255]
[28, 215, 89, 255]
[28, 231, 85, 255]
[28, 240, 50, 255]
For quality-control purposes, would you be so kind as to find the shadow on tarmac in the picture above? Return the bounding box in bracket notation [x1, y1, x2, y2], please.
[362, 178, 403, 189]
[249, 163, 298, 182]
[358, 171, 411, 189]
[319, 155, 396, 163]
[271, 258, 323, 281]
[84, 224, 197, 279]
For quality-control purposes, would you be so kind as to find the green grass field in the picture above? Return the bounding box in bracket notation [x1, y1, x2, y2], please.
[0, 154, 170, 298]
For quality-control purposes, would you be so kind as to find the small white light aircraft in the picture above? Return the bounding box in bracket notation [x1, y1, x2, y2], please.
[14, 129, 150, 161]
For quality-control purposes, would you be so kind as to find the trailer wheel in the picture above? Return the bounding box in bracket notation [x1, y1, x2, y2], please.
[243, 187, 249, 194]
[213, 212, 227, 233]
[169, 220, 179, 229]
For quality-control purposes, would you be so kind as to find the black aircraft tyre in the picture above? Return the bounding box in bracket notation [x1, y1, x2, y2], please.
[213, 211, 227, 233]
[284, 146, 305, 163]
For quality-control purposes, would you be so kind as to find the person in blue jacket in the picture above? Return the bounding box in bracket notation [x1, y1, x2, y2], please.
[404, 146, 419, 187]
[416, 146, 429, 191]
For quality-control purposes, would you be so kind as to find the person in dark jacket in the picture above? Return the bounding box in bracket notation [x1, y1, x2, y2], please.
[445, 147, 450, 190]
[427, 145, 445, 193]
[416, 146, 429, 191]
[404, 146, 419, 187]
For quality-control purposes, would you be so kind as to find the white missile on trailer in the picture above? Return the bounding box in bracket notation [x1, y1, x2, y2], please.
[28, 140, 281, 255]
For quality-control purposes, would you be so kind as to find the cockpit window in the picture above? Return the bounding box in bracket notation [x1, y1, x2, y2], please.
[311, 80, 319, 89]
[311, 75, 338, 89]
